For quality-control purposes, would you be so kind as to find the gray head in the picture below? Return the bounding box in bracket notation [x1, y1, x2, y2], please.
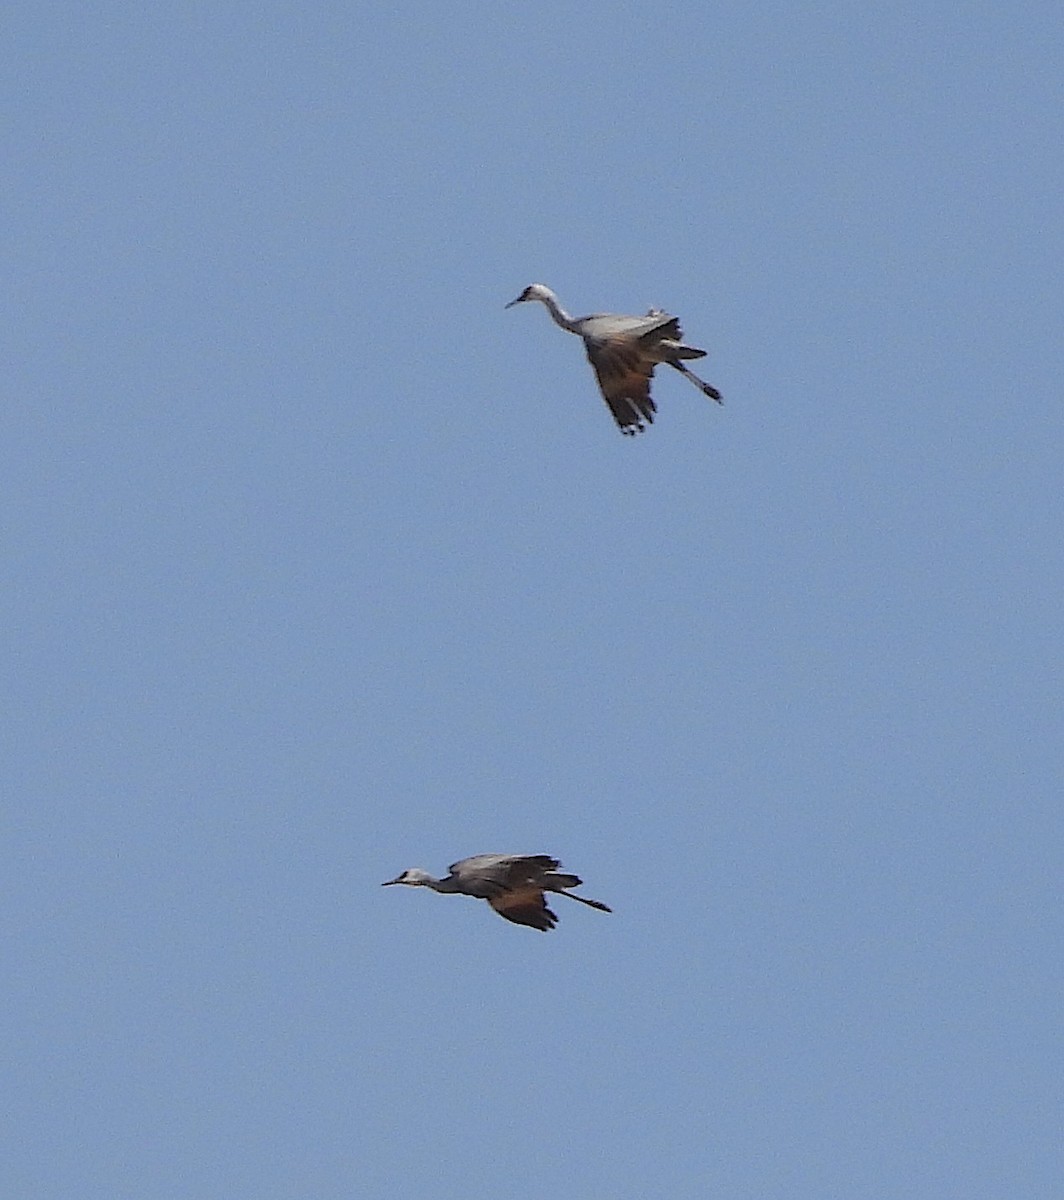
[505, 283, 553, 309]
[382, 868, 434, 888]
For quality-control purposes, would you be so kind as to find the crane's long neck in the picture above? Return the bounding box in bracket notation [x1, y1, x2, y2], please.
[538, 291, 578, 333]
[428, 875, 462, 894]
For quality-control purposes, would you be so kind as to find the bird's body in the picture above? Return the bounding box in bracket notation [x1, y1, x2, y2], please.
[506, 283, 722, 435]
[383, 853, 612, 932]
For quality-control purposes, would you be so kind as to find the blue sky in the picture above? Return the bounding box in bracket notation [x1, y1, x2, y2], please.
[4, 3, 1062, 1197]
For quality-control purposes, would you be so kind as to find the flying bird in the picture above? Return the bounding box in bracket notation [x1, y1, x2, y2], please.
[383, 853, 612, 932]
[505, 283, 722, 435]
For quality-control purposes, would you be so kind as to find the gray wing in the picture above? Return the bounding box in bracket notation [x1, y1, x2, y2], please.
[449, 854, 559, 895]
[578, 311, 679, 340]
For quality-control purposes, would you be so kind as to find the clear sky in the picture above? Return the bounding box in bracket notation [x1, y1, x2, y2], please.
[5, 4, 1062, 1198]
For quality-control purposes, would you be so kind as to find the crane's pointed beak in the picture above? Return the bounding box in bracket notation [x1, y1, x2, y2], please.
[382, 876, 402, 886]
[504, 295, 523, 309]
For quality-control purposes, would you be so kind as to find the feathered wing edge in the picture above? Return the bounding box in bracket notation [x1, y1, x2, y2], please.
[489, 887, 558, 931]
[586, 338, 657, 435]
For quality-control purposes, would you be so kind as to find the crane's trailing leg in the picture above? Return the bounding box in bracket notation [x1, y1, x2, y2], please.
[667, 360, 723, 403]
[557, 890, 613, 912]
[543, 870, 613, 911]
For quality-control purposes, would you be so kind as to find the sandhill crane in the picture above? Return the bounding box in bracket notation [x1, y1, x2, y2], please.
[505, 283, 723, 435]
[382, 853, 612, 932]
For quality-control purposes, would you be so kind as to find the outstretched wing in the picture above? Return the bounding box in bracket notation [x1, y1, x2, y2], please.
[489, 886, 558, 931]
[449, 854, 559, 896]
[585, 337, 657, 435]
